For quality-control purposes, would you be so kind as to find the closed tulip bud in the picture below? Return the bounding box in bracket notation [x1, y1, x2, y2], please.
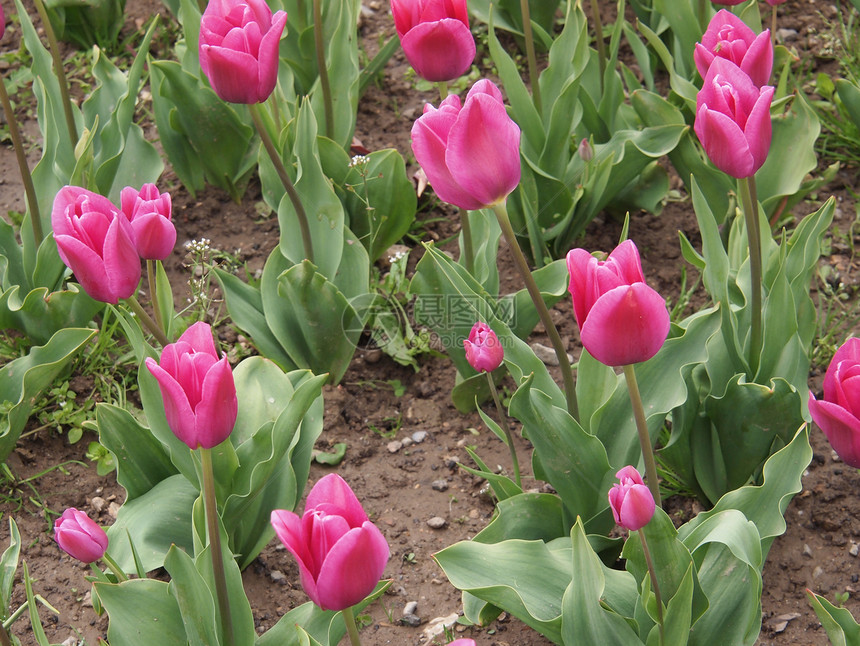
[695, 10, 773, 87]
[52, 186, 141, 305]
[809, 338, 860, 468]
[608, 466, 655, 531]
[566, 240, 670, 367]
[54, 508, 108, 563]
[391, 0, 475, 82]
[464, 322, 504, 373]
[578, 138, 593, 162]
[145, 322, 238, 450]
[199, 0, 287, 104]
[695, 57, 774, 179]
[271, 474, 390, 611]
[411, 79, 521, 211]
[447, 641, 477, 646]
[121, 184, 176, 261]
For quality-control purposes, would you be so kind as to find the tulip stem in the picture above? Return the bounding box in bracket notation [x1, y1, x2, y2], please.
[342, 605, 362, 646]
[33, 0, 78, 149]
[622, 364, 661, 507]
[313, 0, 335, 141]
[101, 552, 129, 583]
[771, 6, 778, 47]
[147, 260, 166, 339]
[697, 0, 708, 32]
[201, 447, 235, 646]
[739, 176, 762, 378]
[126, 295, 171, 347]
[519, 0, 543, 116]
[638, 530, 665, 646]
[491, 201, 578, 421]
[486, 372, 521, 488]
[588, 0, 606, 89]
[437, 81, 448, 100]
[248, 103, 314, 263]
[459, 208, 475, 276]
[0, 70, 42, 245]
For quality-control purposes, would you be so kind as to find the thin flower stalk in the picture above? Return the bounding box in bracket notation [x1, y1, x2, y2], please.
[622, 364, 661, 507]
[313, 0, 335, 139]
[487, 372, 521, 488]
[201, 447, 235, 646]
[126, 294, 171, 347]
[739, 176, 762, 377]
[639, 530, 665, 646]
[33, 0, 78, 148]
[519, 0, 543, 115]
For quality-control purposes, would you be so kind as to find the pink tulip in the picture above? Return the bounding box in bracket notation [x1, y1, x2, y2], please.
[391, 0, 475, 82]
[710, 0, 745, 4]
[695, 57, 774, 179]
[199, 0, 287, 104]
[145, 322, 238, 450]
[463, 322, 504, 373]
[271, 474, 390, 611]
[52, 185, 141, 305]
[566, 240, 670, 367]
[447, 641, 476, 646]
[121, 184, 176, 261]
[809, 338, 860, 468]
[608, 466, 655, 531]
[763, 0, 787, 4]
[54, 508, 108, 563]
[695, 10, 773, 87]
[411, 79, 521, 210]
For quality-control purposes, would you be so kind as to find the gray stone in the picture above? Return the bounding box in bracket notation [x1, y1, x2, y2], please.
[387, 440, 403, 453]
[412, 430, 428, 443]
[431, 479, 449, 492]
[530, 342, 572, 366]
[426, 516, 447, 529]
[403, 601, 418, 616]
[400, 613, 422, 627]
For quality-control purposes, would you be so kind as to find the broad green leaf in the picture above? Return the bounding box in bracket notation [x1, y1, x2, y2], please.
[164, 546, 219, 646]
[231, 357, 297, 445]
[472, 492, 567, 544]
[562, 519, 642, 645]
[0, 283, 102, 345]
[0, 328, 95, 461]
[97, 579, 188, 645]
[96, 403, 177, 501]
[106, 474, 198, 572]
[806, 590, 860, 646]
[0, 518, 20, 617]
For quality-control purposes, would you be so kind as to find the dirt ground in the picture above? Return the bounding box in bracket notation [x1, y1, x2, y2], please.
[0, 1, 859, 645]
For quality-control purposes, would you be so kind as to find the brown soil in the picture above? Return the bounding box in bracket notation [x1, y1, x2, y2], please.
[1, 1, 859, 646]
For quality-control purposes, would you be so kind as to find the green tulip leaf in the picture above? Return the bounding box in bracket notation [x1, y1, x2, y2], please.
[96, 579, 188, 646]
[806, 590, 860, 646]
[163, 545, 219, 646]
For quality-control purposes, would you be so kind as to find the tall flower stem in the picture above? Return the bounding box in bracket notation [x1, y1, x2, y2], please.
[33, 0, 78, 149]
[519, 0, 543, 115]
[342, 605, 362, 646]
[248, 103, 314, 263]
[0, 68, 42, 244]
[146, 260, 166, 338]
[697, 0, 708, 31]
[486, 372, 521, 488]
[313, 0, 334, 140]
[770, 6, 777, 47]
[126, 295, 171, 347]
[588, 0, 606, 87]
[201, 447, 235, 646]
[101, 552, 129, 583]
[738, 176, 762, 377]
[491, 201, 578, 421]
[622, 364, 661, 507]
[638, 530, 665, 646]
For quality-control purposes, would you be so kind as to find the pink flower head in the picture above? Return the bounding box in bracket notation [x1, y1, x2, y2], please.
[199, 0, 287, 104]
[710, 0, 745, 4]
[447, 641, 477, 646]
[463, 322, 504, 373]
[144, 322, 238, 450]
[391, 0, 475, 82]
[695, 57, 774, 179]
[809, 338, 860, 468]
[608, 466, 655, 531]
[695, 10, 773, 87]
[566, 240, 670, 366]
[52, 185, 141, 304]
[54, 508, 108, 563]
[271, 474, 390, 611]
[121, 184, 176, 261]
[411, 79, 521, 210]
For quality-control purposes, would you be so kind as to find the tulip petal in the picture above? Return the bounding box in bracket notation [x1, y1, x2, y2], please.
[314, 523, 389, 610]
[131, 213, 177, 260]
[445, 92, 521, 208]
[606, 240, 646, 285]
[194, 357, 238, 448]
[102, 216, 142, 301]
[256, 11, 286, 100]
[306, 474, 368, 527]
[202, 45, 260, 103]
[580, 283, 670, 366]
[741, 31, 774, 87]
[178, 321, 220, 358]
[411, 115, 486, 210]
[808, 396, 860, 468]
[145, 358, 198, 448]
[619, 484, 656, 531]
[270, 509, 322, 606]
[742, 85, 774, 173]
[566, 248, 599, 326]
[695, 105, 755, 178]
[400, 19, 475, 82]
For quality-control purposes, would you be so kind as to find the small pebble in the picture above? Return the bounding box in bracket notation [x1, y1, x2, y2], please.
[403, 601, 418, 616]
[431, 479, 449, 492]
[849, 542, 859, 557]
[270, 570, 286, 583]
[401, 437, 413, 447]
[530, 342, 573, 366]
[400, 613, 422, 627]
[426, 516, 447, 529]
[813, 566, 825, 579]
[90, 496, 106, 512]
[387, 441, 403, 453]
[108, 502, 121, 519]
[802, 544, 813, 558]
[412, 431, 427, 443]
[365, 349, 382, 364]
